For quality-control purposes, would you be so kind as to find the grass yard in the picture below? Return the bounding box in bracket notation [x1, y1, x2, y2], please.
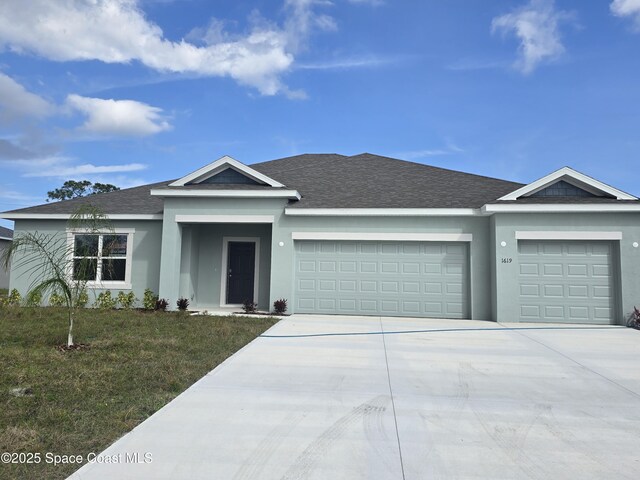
[0, 307, 277, 480]
[0, 288, 7, 296]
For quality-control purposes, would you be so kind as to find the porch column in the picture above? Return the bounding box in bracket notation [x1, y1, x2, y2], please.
[158, 217, 182, 309]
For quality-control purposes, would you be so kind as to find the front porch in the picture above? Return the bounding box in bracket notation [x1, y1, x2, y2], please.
[159, 221, 273, 311]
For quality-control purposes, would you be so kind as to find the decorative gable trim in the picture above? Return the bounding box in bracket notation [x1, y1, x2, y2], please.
[168, 155, 285, 188]
[498, 167, 637, 201]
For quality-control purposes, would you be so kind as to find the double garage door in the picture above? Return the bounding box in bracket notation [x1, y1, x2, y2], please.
[518, 240, 616, 324]
[294, 240, 469, 318]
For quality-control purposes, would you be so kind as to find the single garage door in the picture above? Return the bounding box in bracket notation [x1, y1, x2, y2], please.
[294, 240, 469, 318]
[518, 241, 616, 324]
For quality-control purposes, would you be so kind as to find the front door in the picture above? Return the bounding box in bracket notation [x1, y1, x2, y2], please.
[226, 241, 256, 304]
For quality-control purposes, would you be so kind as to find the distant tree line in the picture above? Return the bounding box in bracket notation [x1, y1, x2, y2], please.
[47, 180, 120, 202]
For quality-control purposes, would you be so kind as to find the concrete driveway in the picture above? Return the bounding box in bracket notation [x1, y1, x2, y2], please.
[70, 315, 640, 480]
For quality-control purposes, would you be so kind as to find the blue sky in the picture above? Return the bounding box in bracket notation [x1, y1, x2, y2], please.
[1, 0, 640, 228]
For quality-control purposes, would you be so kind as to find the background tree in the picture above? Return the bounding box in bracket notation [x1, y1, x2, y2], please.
[1, 205, 113, 347]
[47, 180, 119, 202]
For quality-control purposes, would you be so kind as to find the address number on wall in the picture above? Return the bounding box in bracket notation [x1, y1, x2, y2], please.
[501, 258, 513, 264]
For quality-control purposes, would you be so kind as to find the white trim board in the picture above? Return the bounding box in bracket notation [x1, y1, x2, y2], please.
[1, 213, 163, 220]
[169, 156, 285, 188]
[515, 231, 622, 241]
[292, 232, 473, 242]
[285, 208, 480, 216]
[151, 189, 301, 200]
[483, 204, 640, 213]
[0, 236, 12, 241]
[175, 215, 274, 224]
[498, 166, 637, 201]
[220, 237, 260, 308]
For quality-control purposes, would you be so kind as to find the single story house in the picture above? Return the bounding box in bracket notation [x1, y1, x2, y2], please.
[0, 226, 12, 290]
[2, 153, 639, 324]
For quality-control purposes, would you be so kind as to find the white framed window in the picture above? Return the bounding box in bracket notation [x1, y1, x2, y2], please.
[67, 229, 134, 289]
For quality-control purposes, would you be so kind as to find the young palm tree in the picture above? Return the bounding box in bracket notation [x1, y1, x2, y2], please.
[1, 206, 112, 346]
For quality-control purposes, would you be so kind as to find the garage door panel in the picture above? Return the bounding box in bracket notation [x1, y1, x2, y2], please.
[518, 241, 615, 324]
[520, 284, 540, 297]
[423, 263, 442, 274]
[339, 261, 357, 273]
[295, 240, 469, 318]
[360, 261, 377, 273]
[402, 262, 420, 274]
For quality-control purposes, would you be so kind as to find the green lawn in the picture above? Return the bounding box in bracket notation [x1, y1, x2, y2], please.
[0, 307, 277, 480]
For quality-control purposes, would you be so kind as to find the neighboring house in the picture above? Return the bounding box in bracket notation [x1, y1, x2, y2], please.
[2, 153, 639, 324]
[0, 226, 13, 290]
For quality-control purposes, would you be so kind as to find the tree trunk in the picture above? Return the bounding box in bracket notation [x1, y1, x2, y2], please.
[67, 309, 74, 347]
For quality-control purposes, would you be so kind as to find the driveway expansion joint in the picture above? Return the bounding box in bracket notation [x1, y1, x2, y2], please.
[379, 317, 406, 480]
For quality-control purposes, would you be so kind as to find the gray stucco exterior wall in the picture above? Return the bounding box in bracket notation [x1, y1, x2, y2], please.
[6, 206, 640, 324]
[492, 212, 640, 324]
[0, 238, 10, 290]
[9, 219, 162, 306]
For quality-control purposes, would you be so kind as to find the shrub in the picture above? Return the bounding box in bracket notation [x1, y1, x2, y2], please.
[155, 298, 169, 311]
[176, 297, 189, 311]
[242, 299, 258, 313]
[94, 291, 117, 310]
[49, 291, 65, 307]
[75, 289, 89, 308]
[273, 298, 288, 315]
[8, 289, 22, 306]
[143, 288, 158, 311]
[0, 296, 7, 307]
[26, 289, 43, 307]
[117, 291, 137, 309]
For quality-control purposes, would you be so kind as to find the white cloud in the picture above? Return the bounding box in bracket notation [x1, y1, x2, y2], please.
[347, 0, 384, 5]
[0, 72, 55, 121]
[492, 0, 573, 74]
[66, 94, 172, 137]
[0, 0, 340, 96]
[297, 55, 397, 70]
[397, 142, 465, 161]
[611, 0, 640, 29]
[23, 161, 147, 178]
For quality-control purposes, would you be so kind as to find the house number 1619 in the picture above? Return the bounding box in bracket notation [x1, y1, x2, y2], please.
[501, 258, 513, 264]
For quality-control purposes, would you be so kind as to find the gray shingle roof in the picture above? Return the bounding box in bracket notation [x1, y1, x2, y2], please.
[4, 180, 171, 215]
[253, 153, 524, 208]
[0, 226, 12, 238]
[6, 153, 632, 216]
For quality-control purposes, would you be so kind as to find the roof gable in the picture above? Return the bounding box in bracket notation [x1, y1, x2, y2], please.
[169, 155, 285, 188]
[498, 167, 637, 201]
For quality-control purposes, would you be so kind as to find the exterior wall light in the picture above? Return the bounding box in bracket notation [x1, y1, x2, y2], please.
[500, 241, 507, 247]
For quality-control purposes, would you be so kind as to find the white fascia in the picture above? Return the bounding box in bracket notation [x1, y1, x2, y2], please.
[498, 166, 637, 201]
[292, 232, 473, 242]
[515, 231, 622, 240]
[0, 236, 12, 241]
[151, 189, 301, 200]
[0, 213, 163, 220]
[482, 204, 640, 213]
[284, 208, 480, 216]
[175, 215, 274, 223]
[168, 155, 285, 188]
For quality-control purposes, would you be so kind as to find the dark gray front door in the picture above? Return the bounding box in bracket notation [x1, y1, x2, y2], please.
[226, 242, 255, 304]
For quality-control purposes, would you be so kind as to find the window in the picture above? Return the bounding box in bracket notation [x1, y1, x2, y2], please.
[70, 231, 132, 286]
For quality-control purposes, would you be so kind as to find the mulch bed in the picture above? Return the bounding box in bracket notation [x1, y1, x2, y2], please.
[56, 343, 91, 352]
